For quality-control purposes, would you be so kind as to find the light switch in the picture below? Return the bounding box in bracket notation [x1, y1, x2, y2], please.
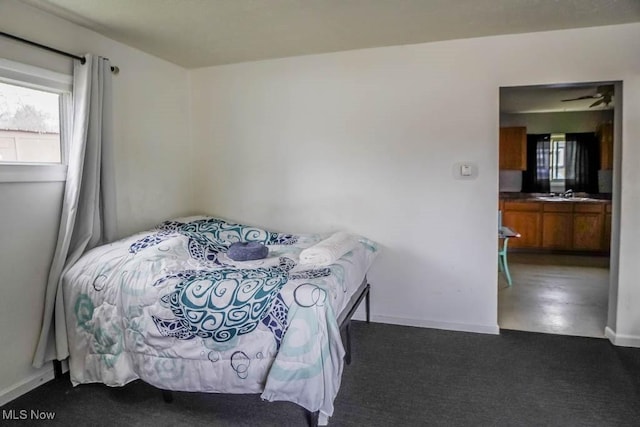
[461, 164, 472, 176]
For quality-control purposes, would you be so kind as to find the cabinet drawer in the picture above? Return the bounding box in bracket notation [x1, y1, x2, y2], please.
[543, 203, 572, 213]
[606, 203, 612, 213]
[503, 201, 541, 212]
[574, 203, 604, 214]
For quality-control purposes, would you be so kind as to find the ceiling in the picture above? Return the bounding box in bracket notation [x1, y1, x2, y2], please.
[20, 0, 640, 69]
[501, 83, 617, 114]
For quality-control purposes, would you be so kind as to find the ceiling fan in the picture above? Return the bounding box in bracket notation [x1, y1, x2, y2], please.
[561, 85, 614, 108]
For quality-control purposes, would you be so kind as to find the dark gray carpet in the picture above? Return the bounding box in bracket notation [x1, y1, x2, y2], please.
[3, 322, 640, 426]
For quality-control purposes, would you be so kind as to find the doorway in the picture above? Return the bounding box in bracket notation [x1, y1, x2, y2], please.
[497, 82, 620, 338]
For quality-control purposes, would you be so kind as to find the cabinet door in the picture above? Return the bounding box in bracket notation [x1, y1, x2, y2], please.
[499, 127, 527, 170]
[542, 212, 573, 249]
[542, 203, 573, 250]
[503, 211, 541, 248]
[598, 122, 614, 170]
[573, 204, 604, 251]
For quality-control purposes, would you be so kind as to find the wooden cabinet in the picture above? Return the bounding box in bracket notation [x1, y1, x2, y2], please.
[499, 127, 527, 170]
[501, 199, 611, 252]
[502, 201, 541, 248]
[541, 203, 573, 250]
[573, 203, 605, 251]
[598, 122, 613, 170]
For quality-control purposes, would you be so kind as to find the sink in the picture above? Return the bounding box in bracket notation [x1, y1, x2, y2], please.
[535, 196, 598, 202]
[536, 196, 565, 202]
[570, 197, 598, 202]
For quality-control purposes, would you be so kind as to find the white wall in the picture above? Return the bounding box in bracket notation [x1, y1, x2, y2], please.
[0, 0, 193, 404]
[0, 182, 62, 404]
[190, 23, 640, 343]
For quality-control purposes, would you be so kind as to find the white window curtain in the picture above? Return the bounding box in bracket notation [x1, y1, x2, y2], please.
[32, 55, 117, 368]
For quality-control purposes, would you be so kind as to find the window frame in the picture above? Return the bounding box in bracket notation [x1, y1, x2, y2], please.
[0, 58, 72, 183]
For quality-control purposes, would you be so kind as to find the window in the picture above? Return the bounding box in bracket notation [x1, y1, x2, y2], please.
[523, 132, 600, 194]
[0, 58, 71, 182]
[0, 82, 62, 163]
[549, 133, 566, 181]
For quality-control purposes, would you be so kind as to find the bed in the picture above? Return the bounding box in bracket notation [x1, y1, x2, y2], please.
[62, 215, 378, 425]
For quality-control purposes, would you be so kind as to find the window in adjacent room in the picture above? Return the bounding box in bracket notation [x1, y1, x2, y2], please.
[523, 131, 599, 194]
[0, 58, 71, 182]
[549, 133, 566, 182]
[548, 133, 566, 193]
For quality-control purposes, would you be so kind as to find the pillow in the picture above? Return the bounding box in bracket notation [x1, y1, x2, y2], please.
[299, 232, 359, 266]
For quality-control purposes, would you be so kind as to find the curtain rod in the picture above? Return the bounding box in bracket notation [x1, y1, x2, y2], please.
[0, 31, 119, 74]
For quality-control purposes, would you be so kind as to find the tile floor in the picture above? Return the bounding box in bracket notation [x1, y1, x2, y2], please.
[498, 253, 610, 338]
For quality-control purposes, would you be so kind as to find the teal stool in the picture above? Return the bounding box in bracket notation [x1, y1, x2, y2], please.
[498, 226, 519, 286]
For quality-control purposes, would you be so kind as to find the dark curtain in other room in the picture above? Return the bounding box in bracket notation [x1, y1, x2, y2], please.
[565, 132, 599, 193]
[522, 134, 550, 193]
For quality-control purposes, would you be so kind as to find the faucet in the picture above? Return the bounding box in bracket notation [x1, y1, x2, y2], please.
[563, 189, 574, 198]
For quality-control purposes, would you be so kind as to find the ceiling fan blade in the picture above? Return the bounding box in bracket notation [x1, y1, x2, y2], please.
[590, 98, 605, 108]
[561, 95, 597, 102]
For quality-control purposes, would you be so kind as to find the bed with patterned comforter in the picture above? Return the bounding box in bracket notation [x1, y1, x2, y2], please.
[63, 216, 378, 422]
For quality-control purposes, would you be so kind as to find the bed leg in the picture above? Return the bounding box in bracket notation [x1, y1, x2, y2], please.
[53, 360, 63, 379]
[307, 410, 319, 427]
[344, 321, 352, 365]
[365, 283, 371, 323]
[161, 390, 174, 403]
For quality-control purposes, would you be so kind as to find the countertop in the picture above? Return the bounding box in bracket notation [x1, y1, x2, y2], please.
[500, 192, 612, 203]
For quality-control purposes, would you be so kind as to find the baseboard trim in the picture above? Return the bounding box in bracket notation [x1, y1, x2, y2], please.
[605, 326, 640, 348]
[352, 313, 499, 335]
[0, 365, 54, 407]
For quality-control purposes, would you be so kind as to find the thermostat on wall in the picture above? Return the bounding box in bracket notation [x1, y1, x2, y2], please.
[453, 161, 478, 180]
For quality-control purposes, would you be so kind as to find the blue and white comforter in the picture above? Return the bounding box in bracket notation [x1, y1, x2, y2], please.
[63, 216, 378, 419]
